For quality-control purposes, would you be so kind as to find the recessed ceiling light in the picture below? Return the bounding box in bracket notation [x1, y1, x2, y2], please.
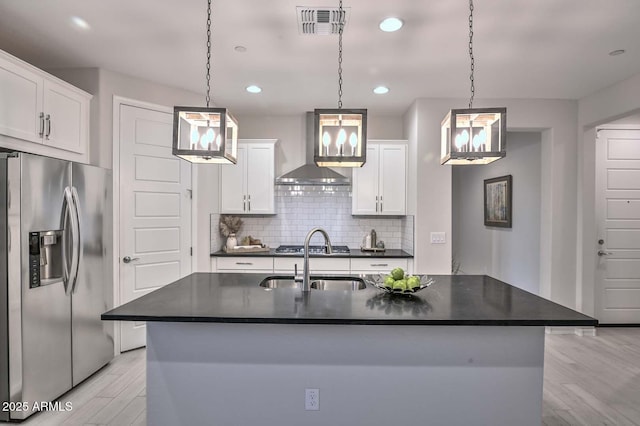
[609, 49, 626, 56]
[379, 17, 403, 32]
[373, 86, 389, 95]
[234, 46, 247, 53]
[70, 16, 90, 30]
[246, 85, 262, 93]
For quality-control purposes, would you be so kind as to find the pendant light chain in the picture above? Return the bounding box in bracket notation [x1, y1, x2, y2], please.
[205, 0, 212, 108]
[337, 0, 343, 110]
[468, 0, 475, 109]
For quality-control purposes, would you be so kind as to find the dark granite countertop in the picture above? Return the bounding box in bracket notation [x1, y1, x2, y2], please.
[102, 273, 597, 327]
[211, 249, 413, 258]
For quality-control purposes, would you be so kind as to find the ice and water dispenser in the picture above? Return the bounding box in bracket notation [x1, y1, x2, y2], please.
[28, 230, 64, 288]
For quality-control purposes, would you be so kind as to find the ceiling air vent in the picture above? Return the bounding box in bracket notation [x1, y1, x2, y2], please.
[296, 6, 351, 35]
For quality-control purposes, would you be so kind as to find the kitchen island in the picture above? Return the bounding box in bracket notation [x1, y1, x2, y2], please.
[102, 273, 596, 426]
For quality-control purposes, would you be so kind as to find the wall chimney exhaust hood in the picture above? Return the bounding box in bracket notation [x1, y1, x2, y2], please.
[275, 113, 350, 186]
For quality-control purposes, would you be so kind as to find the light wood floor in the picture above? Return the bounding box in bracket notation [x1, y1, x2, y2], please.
[16, 327, 640, 426]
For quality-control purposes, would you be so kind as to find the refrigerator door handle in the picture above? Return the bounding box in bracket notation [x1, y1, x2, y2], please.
[61, 187, 80, 295]
[61, 187, 72, 293]
[70, 186, 82, 293]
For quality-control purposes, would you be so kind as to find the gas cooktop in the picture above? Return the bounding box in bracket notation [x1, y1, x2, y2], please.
[275, 245, 350, 254]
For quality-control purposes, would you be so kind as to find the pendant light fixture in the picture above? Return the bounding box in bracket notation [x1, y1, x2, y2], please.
[173, 0, 238, 164]
[441, 0, 506, 165]
[314, 0, 367, 168]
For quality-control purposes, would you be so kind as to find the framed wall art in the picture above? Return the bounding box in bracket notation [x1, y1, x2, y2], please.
[484, 175, 512, 228]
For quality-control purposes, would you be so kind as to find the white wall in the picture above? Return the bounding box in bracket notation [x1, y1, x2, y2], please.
[452, 132, 542, 294]
[405, 98, 578, 308]
[577, 71, 640, 316]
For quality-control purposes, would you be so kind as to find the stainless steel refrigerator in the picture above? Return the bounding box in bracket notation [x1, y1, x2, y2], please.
[0, 152, 114, 421]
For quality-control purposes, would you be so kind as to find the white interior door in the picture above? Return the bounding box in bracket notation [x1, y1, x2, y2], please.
[119, 103, 191, 351]
[595, 129, 640, 324]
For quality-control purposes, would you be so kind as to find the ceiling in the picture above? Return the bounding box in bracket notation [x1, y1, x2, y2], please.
[1, 0, 639, 116]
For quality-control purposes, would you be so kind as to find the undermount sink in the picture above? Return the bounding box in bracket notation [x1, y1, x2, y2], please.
[310, 279, 366, 291]
[259, 276, 366, 291]
[259, 277, 301, 289]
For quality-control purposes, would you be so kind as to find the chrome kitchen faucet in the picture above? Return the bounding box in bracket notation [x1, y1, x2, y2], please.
[300, 227, 333, 291]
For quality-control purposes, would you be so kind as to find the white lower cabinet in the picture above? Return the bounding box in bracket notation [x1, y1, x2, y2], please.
[350, 258, 409, 274]
[273, 257, 350, 274]
[212, 256, 409, 275]
[215, 257, 274, 273]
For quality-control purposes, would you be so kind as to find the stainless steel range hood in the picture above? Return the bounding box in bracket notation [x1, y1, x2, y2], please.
[275, 113, 350, 186]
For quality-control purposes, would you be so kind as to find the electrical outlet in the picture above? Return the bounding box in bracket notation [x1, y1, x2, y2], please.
[430, 232, 446, 244]
[305, 388, 319, 411]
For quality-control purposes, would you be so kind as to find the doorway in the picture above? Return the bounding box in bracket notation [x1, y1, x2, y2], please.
[114, 98, 192, 351]
[595, 128, 640, 323]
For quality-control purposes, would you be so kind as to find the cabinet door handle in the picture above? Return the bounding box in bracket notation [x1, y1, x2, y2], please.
[248, 194, 251, 212]
[235, 262, 253, 265]
[243, 195, 246, 211]
[375, 196, 378, 212]
[45, 114, 51, 139]
[39, 112, 45, 137]
[380, 195, 383, 212]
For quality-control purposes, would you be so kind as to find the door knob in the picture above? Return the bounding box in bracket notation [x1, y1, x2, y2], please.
[122, 256, 140, 263]
[597, 250, 613, 257]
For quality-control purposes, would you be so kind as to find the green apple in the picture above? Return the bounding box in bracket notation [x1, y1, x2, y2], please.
[383, 275, 395, 288]
[407, 276, 421, 290]
[391, 267, 405, 280]
[393, 279, 407, 291]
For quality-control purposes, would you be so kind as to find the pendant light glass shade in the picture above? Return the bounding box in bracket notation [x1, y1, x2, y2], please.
[314, 109, 367, 167]
[441, 107, 506, 165]
[173, 106, 238, 164]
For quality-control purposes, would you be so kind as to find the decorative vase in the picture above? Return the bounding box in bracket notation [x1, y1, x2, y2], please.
[226, 233, 237, 251]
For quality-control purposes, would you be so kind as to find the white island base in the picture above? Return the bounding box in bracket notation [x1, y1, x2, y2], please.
[147, 322, 544, 426]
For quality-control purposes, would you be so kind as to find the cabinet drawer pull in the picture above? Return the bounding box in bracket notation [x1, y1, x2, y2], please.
[370, 263, 388, 267]
[235, 262, 253, 265]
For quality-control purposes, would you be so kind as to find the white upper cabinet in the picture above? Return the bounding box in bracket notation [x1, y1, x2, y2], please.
[352, 140, 407, 216]
[0, 56, 43, 143]
[220, 139, 276, 215]
[42, 79, 88, 154]
[0, 50, 90, 162]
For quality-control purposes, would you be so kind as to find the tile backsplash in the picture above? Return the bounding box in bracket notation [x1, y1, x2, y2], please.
[210, 192, 414, 253]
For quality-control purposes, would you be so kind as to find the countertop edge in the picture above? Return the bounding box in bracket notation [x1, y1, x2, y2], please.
[101, 314, 598, 327]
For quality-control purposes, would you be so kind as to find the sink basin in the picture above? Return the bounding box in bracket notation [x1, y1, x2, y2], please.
[310, 278, 366, 291]
[259, 276, 366, 291]
[259, 277, 301, 289]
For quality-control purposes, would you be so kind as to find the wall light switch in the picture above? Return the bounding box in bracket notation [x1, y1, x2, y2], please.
[430, 232, 446, 244]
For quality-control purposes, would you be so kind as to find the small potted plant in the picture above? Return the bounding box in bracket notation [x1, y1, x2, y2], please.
[219, 215, 243, 252]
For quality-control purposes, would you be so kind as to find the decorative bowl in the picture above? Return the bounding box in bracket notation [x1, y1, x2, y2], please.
[364, 274, 434, 296]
